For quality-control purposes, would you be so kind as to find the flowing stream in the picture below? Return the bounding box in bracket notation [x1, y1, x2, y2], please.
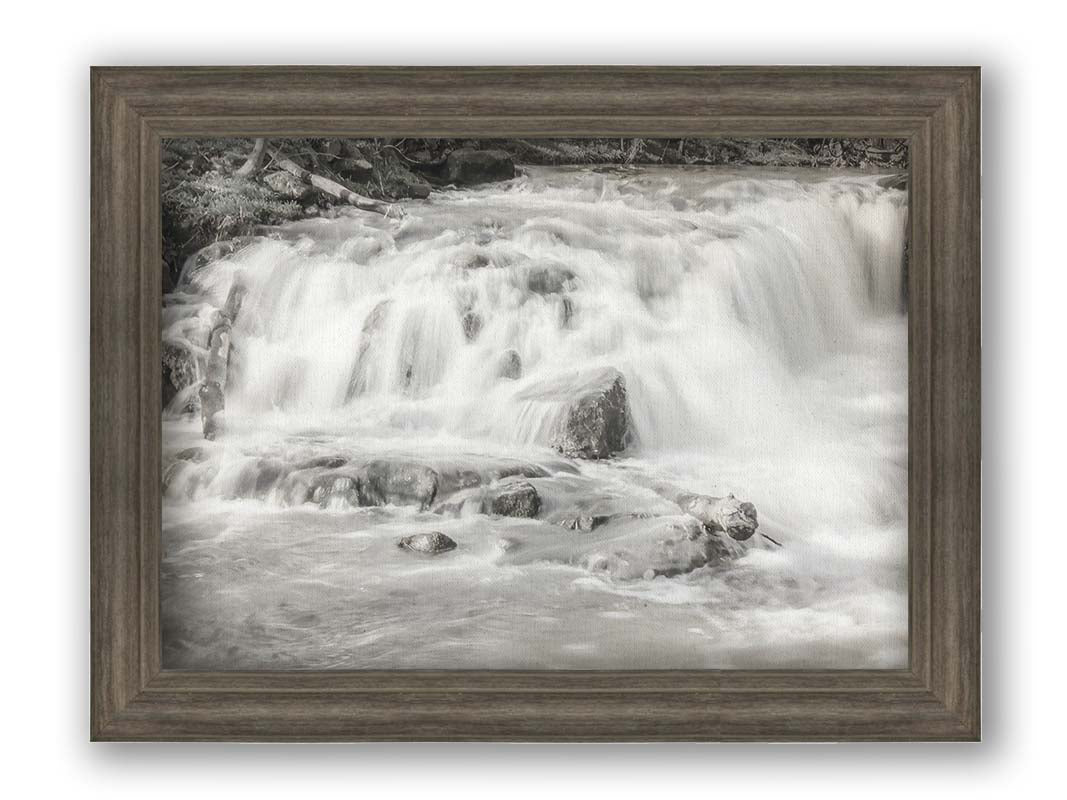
[161, 165, 909, 669]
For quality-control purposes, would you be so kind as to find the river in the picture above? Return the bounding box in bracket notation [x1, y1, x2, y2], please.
[161, 165, 909, 670]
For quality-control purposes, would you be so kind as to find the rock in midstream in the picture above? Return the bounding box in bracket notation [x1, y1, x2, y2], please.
[526, 262, 576, 295]
[398, 531, 457, 555]
[512, 368, 630, 459]
[488, 480, 541, 518]
[580, 518, 740, 580]
[674, 492, 759, 541]
[306, 460, 440, 511]
[497, 349, 522, 380]
[498, 514, 743, 581]
[461, 310, 483, 341]
[536, 368, 630, 459]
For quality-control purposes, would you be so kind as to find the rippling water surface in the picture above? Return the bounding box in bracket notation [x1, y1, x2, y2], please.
[161, 165, 909, 669]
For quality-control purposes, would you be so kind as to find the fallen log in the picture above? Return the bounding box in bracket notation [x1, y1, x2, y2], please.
[235, 137, 267, 177]
[271, 152, 401, 217]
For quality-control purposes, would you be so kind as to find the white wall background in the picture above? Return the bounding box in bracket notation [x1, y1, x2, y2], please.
[0, 0, 1058, 795]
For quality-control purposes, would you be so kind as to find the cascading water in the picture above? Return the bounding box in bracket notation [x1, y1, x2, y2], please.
[161, 165, 909, 670]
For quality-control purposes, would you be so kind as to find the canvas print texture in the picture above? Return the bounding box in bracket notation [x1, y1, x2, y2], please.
[160, 137, 909, 669]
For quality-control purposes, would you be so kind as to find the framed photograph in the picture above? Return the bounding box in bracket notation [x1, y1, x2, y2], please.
[90, 66, 980, 741]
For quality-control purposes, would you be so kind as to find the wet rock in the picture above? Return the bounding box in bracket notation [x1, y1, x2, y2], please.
[346, 300, 391, 400]
[580, 517, 735, 580]
[308, 474, 360, 508]
[358, 460, 439, 510]
[461, 310, 483, 341]
[497, 349, 522, 380]
[264, 171, 315, 203]
[546, 368, 630, 459]
[398, 531, 457, 555]
[234, 459, 288, 500]
[488, 480, 541, 518]
[548, 511, 612, 532]
[527, 263, 576, 295]
[401, 181, 432, 200]
[498, 514, 742, 580]
[198, 380, 224, 440]
[162, 340, 200, 408]
[444, 148, 515, 185]
[676, 492, 759, 541]
[206, 322, 232, 387]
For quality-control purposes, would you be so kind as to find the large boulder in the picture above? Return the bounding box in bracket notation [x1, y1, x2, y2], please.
[488, 480, 541, 518]
[357, 459, 439, 511]
[546, 369, 627, 456]
[444, 148, 515, 185]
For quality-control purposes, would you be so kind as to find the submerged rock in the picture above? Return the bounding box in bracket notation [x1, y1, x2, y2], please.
[456, 252, 492, 270]
[560, 296, 575, 328]
[345, 300, 391, 400]
[526, 263, 576, 295]
[461, 310, 483, 341]
[488, 480, 541, 518]
[497, 349, 523, 380]
[444, 148, 515, 185]
[498, 514, 742, 580]
[398, 531, 457, 555]
[581, 518, 736, 580]
[547, 511, 616, 532]
[547, 368, 630, 459]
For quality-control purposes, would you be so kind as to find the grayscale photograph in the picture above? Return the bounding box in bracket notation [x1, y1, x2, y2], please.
[160, 136, 909, 670]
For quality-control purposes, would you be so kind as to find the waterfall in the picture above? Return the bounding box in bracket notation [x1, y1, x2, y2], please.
[172, 167, 905, 455]
[161, 166, 909, 670]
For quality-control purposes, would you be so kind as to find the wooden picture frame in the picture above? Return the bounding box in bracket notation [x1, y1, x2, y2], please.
[90, 66, 980, 741]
